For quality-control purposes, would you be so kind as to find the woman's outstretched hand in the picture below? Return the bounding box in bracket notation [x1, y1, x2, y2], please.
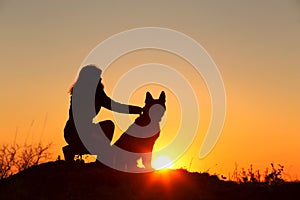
[129, 106, 143, 115]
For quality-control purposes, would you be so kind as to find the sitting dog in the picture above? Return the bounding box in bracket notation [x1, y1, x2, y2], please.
[111, 91, 166, 171]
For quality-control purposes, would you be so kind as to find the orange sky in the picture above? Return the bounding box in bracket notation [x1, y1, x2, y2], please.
[1, 0, 300, 180]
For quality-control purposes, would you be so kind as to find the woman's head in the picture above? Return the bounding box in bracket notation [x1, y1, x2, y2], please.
[69, 64, 102, 94]
[78, 65, 102, 80]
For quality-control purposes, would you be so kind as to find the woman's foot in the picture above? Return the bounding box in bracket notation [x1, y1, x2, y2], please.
[62, 145, 75, 162]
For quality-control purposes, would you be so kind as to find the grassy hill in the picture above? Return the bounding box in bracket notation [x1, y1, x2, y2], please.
[0, 161, 299, 200]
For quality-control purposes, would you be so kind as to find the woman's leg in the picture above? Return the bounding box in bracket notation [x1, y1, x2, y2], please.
[63, 120, 89, 161]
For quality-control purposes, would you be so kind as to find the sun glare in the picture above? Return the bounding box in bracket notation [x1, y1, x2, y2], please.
[153, 155, 173, 170]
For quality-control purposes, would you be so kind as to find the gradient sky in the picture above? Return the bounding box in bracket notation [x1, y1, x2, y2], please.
[1, 0, 300, 179]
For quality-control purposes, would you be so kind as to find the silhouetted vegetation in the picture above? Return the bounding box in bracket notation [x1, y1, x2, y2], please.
[265, 163, 285, 185]
[230, 163, 285, 185]
[0, 142, 52, 179]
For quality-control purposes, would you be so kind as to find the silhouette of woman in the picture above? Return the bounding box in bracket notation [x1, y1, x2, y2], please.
[63, 65, 142, 162]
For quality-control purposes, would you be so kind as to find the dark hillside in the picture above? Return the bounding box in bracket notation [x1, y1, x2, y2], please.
[0, 161, 299, 200]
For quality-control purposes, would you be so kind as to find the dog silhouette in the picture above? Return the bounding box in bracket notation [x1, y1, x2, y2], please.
[107, 91, 166, 171]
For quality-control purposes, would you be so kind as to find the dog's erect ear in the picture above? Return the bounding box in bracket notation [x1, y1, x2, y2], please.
[159, 91, 166, 102]
[145, 92, 153, 103]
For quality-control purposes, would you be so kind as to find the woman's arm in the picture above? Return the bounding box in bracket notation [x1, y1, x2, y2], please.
[96, 89, 142, 114]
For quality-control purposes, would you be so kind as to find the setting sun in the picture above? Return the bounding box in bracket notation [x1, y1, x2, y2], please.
[153, 156, 173, 170]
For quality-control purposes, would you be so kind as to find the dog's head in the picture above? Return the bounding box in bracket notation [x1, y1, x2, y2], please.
[142, 91, 166, 123]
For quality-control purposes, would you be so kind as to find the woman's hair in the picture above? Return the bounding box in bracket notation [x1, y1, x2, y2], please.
[69, 65, 102, 95]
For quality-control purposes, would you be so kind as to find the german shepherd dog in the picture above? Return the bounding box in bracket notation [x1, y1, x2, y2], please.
[111, 91, 166, 171]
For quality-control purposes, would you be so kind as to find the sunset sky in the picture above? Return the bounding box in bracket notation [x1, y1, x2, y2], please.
[1, 0, 300, 179]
